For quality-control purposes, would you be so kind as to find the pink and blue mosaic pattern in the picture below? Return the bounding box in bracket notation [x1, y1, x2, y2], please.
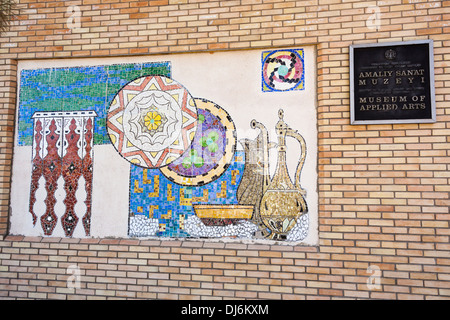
[261, 49, 305, 92]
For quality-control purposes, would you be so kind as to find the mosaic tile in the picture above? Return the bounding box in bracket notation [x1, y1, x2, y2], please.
[18, 62, 171, 146]
[107, 75, 197, 168]
[184, 215, 258, 239]
[128, 107, 310, 241]
[30, 111, 97, 236]
[237, 109, 308, 240]
[18, 53, 312, 242]
[261, 49, 305, 92]
[128, 151, 246, 238]
[160, 98, 237, 187]
[128, 215, 159, 237]
[286, 213, 309, 242]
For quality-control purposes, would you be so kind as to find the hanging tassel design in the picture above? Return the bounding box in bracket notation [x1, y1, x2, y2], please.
[29, 111, 97, 236]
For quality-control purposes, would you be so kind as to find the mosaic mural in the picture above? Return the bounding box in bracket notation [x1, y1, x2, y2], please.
[15, 49, 313, 242]
[262, 49, 305, 92]
[20, 62, 171, 237]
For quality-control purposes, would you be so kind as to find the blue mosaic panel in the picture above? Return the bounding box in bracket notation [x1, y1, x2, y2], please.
[129, 150, 245, 238]
[18, 62, 171, 146]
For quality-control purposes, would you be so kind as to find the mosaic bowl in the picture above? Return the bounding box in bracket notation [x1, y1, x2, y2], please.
[193, 204, 254, 226]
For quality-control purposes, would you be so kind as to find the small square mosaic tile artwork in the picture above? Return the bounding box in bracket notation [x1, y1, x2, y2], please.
[261, 49, 305, 92]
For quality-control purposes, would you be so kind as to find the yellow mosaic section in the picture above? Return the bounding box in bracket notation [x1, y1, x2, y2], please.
[193, 205, 253, 219]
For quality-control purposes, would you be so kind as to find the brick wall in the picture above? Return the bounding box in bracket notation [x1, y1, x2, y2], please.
[1, 0, 449, 299]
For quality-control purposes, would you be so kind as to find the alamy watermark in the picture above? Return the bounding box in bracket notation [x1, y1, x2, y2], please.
[67, 5, 81, 31]
[66, 264, 81, 290]
[366, 265, 381, 291]
[366, 5, 381, 31]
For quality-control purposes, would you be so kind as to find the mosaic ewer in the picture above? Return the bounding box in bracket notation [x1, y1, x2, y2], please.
[245, 109, 308, 240]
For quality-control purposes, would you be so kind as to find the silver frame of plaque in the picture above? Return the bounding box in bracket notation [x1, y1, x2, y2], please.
[350, 40, 436, 125]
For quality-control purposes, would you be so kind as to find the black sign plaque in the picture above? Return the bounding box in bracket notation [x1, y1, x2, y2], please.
[350, 40, 435, 125]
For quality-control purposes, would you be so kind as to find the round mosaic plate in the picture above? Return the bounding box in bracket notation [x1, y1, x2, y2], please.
[262, 50, 304, 91]
[160, 98, 236, 186]
[107, 75, 198, 168]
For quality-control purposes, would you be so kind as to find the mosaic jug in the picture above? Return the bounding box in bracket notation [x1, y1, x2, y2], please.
[258, 109, 308, 240]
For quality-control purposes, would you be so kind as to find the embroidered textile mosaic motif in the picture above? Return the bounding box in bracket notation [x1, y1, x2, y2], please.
[29, 111, 97, 236]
